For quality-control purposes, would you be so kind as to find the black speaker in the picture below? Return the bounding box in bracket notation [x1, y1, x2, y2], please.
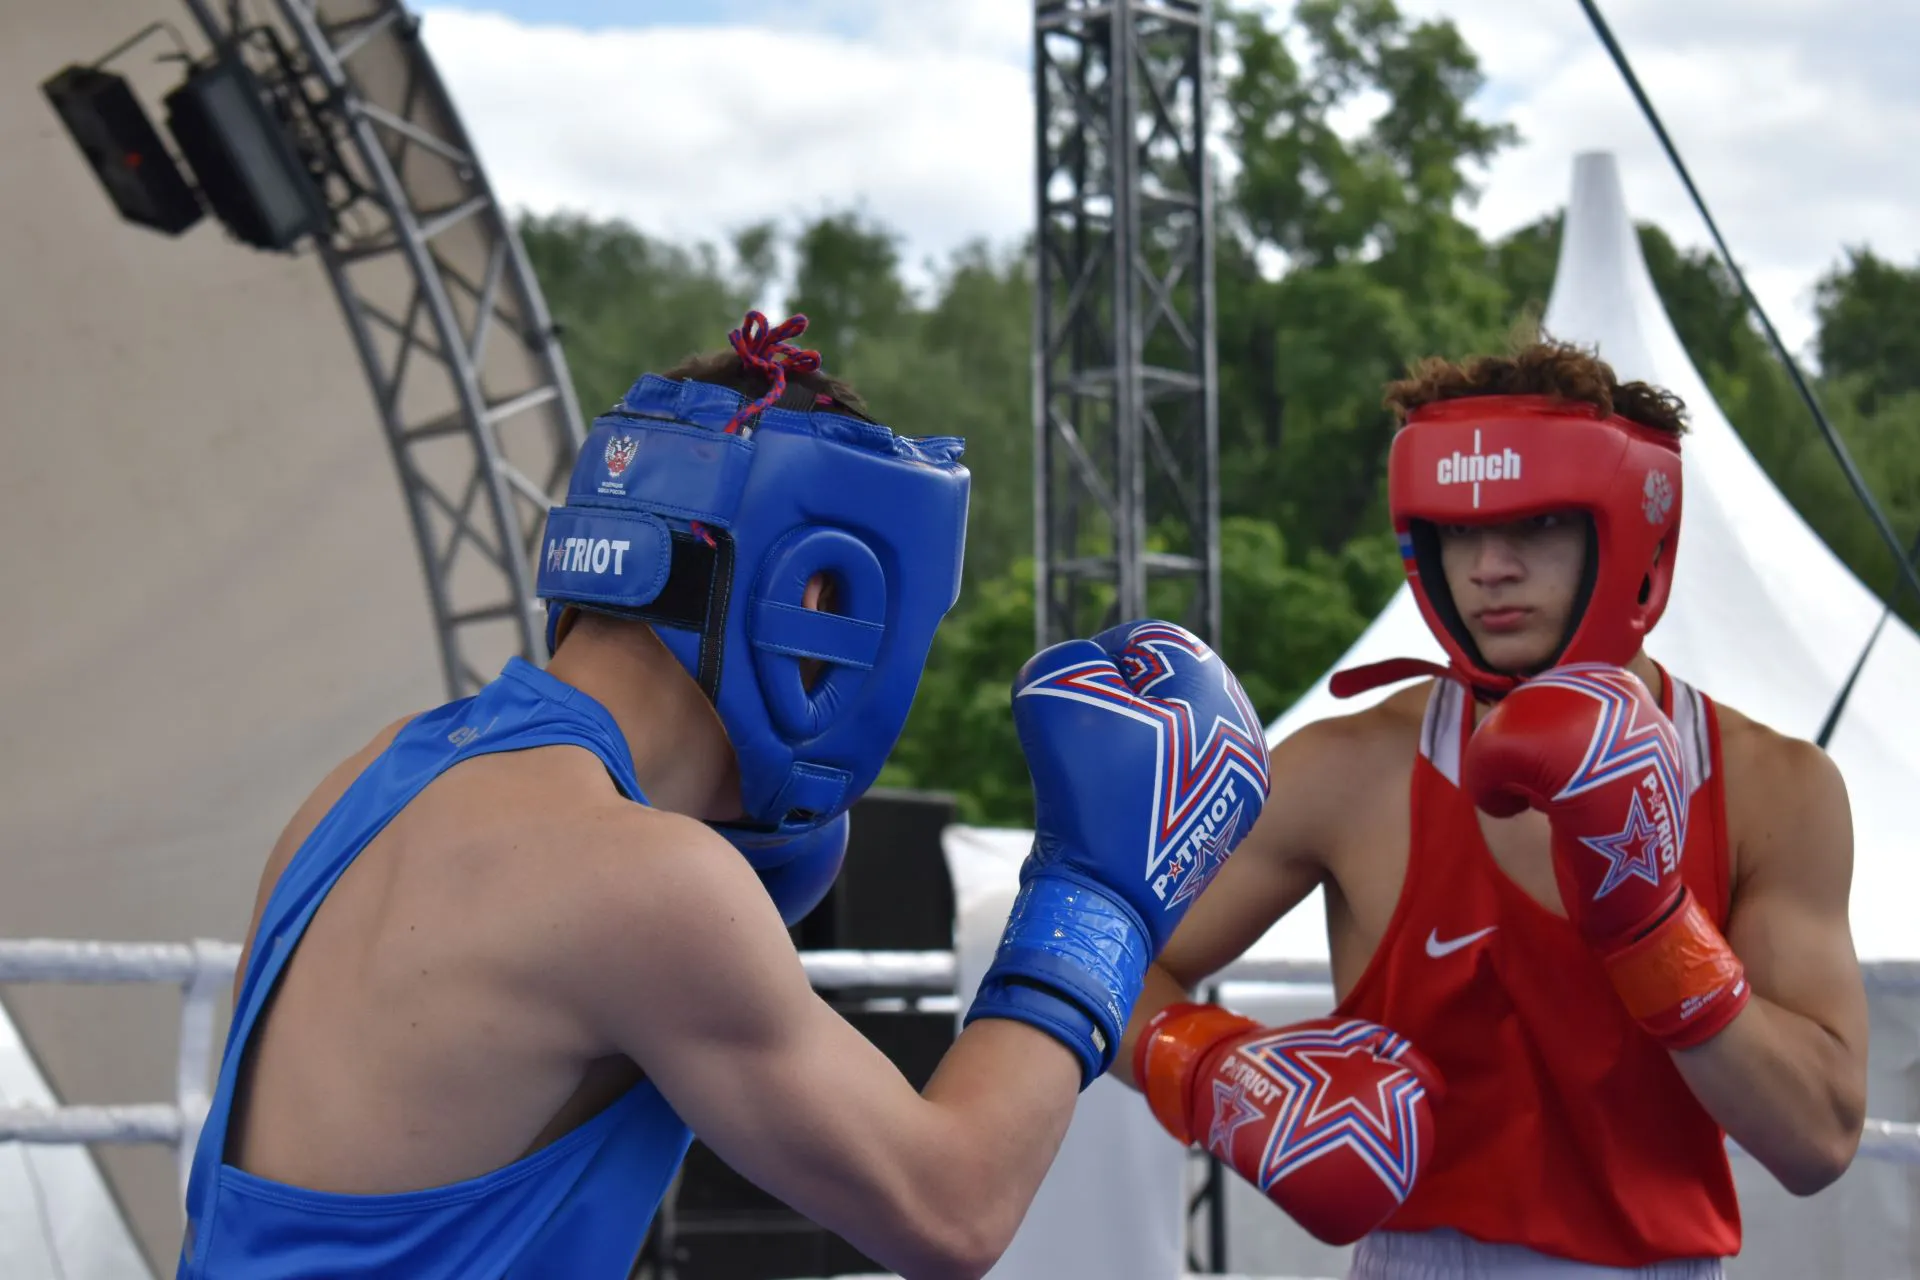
[794, 789, 957, 954]
[660, 1224, 837, 1280]
[163, 56, 325, 252]
[41, 65, 203, 236]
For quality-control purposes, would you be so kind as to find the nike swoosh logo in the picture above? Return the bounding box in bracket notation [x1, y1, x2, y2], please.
[1425, 926, 1498, 958]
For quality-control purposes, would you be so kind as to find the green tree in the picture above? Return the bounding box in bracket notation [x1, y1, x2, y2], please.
[796, 237, 1036, 594]
[516, 211, 766, 417]
[784, 209, 913, 361]
[1205, 516, 1402, 720]
[1219, 0, 1514, 272]
[1213, 0, 1520, 555]
[513, 0, 1920, 824]
[1490, 212, 1767, 388]
[879, 561, 1040, 825]
[884, 515, 1403, 826]
[1814, 248, 1920, 411]
[521, 209, 1037, 596]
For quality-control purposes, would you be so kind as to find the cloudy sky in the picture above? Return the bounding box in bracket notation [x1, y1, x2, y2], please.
[415, 0, 1917, 360]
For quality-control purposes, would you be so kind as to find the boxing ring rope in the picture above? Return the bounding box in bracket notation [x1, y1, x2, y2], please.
[3, 938, 1919, 1199]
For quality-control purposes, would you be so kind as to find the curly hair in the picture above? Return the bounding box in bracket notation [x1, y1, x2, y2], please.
[1383, 337, 1688, 436]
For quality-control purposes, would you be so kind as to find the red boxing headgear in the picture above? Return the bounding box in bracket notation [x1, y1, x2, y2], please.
[1331, 395, 1682, 701]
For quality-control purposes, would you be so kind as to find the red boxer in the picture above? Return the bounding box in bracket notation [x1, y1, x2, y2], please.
[1119, 341, 1867, 1276]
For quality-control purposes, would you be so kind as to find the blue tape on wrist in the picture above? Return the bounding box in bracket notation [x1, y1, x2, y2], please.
[963, 872, 1151, 1087]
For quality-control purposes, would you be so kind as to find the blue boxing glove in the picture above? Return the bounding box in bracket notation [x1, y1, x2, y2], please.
[964, 620, 1272, 1086]
[718, 811, 850, 927]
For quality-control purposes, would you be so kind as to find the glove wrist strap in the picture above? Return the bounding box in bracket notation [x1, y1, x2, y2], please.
[965, 870, 1151, 1088]
[1133, 1002, 1261, 1145]
[1601, 887, 1750, 1050]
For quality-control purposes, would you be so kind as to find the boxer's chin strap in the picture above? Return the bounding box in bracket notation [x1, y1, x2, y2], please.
[1328, 657, 1517, 703]
[1328, 658, 1452, 699]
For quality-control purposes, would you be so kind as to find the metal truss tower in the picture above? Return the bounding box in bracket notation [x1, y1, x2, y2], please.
[1033, 0, 1220, 648]
[178, 0, 586, 699]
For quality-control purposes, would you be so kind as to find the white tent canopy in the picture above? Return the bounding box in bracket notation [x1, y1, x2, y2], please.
[1252, 150, 1920, 965]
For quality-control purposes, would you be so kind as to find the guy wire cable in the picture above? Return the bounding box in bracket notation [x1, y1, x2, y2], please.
[1574, 0, 1920, 748]
[1815, 524, 1920, 747]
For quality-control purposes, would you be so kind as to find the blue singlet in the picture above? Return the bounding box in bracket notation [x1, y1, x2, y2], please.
[178, 658, 694, 1278]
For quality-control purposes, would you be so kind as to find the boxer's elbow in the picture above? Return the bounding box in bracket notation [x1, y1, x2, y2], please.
[882, 1208, 1004, 1280]
[862, 1156, 1012, 1280]
[905, 1156, 1048, 1279]
[1791, 1106, 1866, 1197]
[1775, 1138, 1855, 1198]
[931, 1232, 1006, 1280]
[1769, 1087, 1864, 1198]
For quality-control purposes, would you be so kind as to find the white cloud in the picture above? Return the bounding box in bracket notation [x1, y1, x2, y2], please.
[1391, 0, 1920, 357]
[419, 2, 1919, 358]
[417, 6, 1034, 291]
[859, 0, 1031, 63]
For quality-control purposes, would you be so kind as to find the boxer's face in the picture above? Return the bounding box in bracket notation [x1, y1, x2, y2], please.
[1436, 510, 1588, 673]
[799, 573, 837, 689]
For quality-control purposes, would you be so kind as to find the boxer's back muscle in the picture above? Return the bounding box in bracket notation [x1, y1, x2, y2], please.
[229, 742, 643, 1194]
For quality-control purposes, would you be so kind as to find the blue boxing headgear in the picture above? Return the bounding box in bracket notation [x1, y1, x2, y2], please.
[535, 321, 969, 838]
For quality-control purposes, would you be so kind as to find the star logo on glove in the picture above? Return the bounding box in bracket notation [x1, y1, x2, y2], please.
[1295, 1044, 1418, 1140]
[1017, 622, 1270, 887]
[1527, 665, 1689, 855]
[1207, 1076, 1265, 1158]
[1579, 788, 1666, 899]
[1165, 801, 1244, 910]
[1239, 1021, 1428, 1200]
[1116, 625, 1269, 875]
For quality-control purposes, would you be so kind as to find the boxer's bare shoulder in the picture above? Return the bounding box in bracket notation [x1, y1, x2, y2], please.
[1703, 699, 1861, 1027]
[533, 798, 781, 989]
[543, 799, 803, 1037]
[528, 785, 1076, 1274]
[1685, 695, 1853, 901]
[1280, 679, 1431, 776]
[236, 713, 423, 974]
[1269, 679, 1429, 855]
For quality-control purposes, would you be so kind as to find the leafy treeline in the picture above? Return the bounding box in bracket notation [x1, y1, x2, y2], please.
[518, 0, 1920, 825]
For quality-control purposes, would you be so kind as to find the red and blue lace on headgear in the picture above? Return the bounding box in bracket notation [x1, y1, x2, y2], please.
[536, 311, 971, 837]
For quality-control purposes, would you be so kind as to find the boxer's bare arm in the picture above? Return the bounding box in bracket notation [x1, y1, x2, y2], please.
[1113, 715, 1356, 1089]
[570, 808, 1081, 1280]
[1670, 726, 1868, 1196]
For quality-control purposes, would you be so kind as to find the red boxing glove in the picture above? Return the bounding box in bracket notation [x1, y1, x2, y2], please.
[1133, 1005, 1441, 1246]
[1461, 663, 1749, 1049]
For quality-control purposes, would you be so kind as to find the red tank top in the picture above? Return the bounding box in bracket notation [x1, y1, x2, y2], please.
[1334, 668, 1742, 1266]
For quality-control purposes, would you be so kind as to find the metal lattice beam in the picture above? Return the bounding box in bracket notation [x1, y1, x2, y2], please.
[177, 0, 586, 699]
[1033, 0, 1219, 648]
